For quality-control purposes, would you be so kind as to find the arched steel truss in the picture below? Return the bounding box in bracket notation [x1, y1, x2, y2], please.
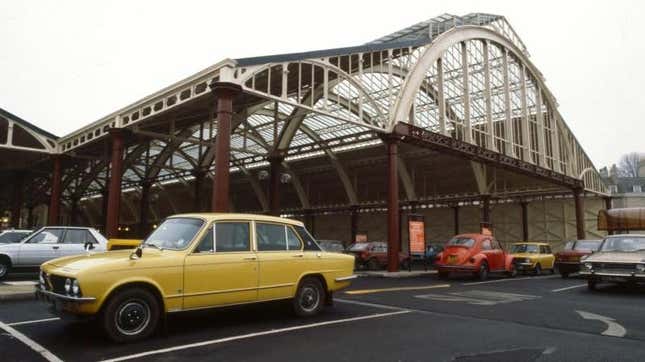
[42, 13, 606, 224]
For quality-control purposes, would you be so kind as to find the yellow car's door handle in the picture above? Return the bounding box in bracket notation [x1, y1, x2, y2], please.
[292, 254, 304, 258]
[243, 256, 257, 261]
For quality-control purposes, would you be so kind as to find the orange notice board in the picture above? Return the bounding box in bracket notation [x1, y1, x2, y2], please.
[408, 220, 426, 254]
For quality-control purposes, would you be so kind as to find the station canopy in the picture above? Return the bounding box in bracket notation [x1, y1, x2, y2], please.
[3, 13, 607, 224]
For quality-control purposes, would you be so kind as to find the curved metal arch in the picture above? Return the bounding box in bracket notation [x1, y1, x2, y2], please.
[0, 119, 57, 153]
[240, 59, 389, 129]
[391, 26, 602, 190]
[72, 143, 151, 199]
[298, 124, 358, 205]
[275, 63, 460, 153]
[197, 118, 309, 210]
[145, 126, 199, 181]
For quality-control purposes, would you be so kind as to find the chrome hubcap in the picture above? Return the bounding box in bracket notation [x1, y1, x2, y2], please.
[115, 300, 150, 336]
[300, 286, 319, 312]
[0, 264, 6, 277]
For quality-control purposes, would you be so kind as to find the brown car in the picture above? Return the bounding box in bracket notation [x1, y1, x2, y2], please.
[347, 242, 410, 270]
[554, 239, 601, 278]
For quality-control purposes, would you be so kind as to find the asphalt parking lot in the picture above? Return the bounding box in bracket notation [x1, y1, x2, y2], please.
[2, 273, 645, 362]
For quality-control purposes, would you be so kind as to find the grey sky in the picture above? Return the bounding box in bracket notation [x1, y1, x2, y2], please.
[1, 0, 643, 169]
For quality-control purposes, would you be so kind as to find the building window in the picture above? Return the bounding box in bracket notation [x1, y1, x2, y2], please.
[609, 185, 618, 194]
[634, 185, 642, 193]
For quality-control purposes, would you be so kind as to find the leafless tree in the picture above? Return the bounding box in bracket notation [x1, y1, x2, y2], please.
[617, 152, 642, 178]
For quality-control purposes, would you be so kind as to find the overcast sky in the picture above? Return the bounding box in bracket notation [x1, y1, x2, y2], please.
[1, 0, 643, 168]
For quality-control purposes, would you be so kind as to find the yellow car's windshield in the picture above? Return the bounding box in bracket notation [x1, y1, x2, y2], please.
[511, 244, 538, 253]
[143, 218, 204, 250]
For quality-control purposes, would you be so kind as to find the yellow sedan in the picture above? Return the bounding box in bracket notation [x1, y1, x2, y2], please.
[36, 213, 356, 342]
[510, 242, 555, 275]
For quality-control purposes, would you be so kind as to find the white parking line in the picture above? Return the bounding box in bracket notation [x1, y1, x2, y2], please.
[102, 310, 411, 362]
[335, 298, 410, 311]
[7, 317, 61, 327]
[0, 320, 63, 362]
[551, 284, 587, 293]
[462, 275, 558, 286]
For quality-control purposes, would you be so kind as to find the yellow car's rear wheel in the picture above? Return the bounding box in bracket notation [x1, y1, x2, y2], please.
[293, 277, 325, 317]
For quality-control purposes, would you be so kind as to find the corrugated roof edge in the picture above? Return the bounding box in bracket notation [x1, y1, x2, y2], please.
[235, 38, 430, 67]
[0, 107, 58, 140]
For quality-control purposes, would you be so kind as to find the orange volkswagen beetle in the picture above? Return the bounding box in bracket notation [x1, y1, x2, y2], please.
[436, 234, 517, 280]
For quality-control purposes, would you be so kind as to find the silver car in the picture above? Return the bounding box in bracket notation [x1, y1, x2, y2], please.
[0, 229, 33, 244]
[0, 226, 107, 279]
[579, 234, 645, 290]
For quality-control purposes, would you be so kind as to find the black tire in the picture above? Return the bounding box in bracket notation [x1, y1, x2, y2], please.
[438, 271, 450, 280]
[367, 258, 380, 271]
[293, 277, 325, 317]
[507, 263, 517, 278]
[101, 287, 160, 343]
[0, 259, 10, 280]
[478, 262, 489, 281]
[534, 264, 542, 276]
[560, 272, 570, 279]
[587, 279, 597, 291]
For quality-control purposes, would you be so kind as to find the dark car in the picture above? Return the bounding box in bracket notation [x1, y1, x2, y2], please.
[347, 242, 410, 270]
[554, 239, 601, 278]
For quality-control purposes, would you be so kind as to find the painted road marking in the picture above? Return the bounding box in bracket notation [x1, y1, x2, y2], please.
[462, 275, 557, 286]
[0, 320, 63, 362]
[335, 298, 410, 311]
[344, 284, 450, 295]
[2, 281, 37, 286]
[576, 310, 626, 337]
[551, 284, 587, 293]
[8, 317, 61, 327]
[102, 310, 412, 362]
[416, 290, 540, 306]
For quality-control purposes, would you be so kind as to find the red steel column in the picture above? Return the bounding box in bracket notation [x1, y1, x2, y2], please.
[386, 136, 400, 272]
[604, 197, 613, 235]
[573, 188, 586, 240]
[481, 195, 491, 226]
[268, 154, 283, 216]
[520, 201, 529, 241]
[106, 129, 125, 239]
[453, 205, 460, 235]
[48, 156, 62, 225]
[210, 82, 241, 212]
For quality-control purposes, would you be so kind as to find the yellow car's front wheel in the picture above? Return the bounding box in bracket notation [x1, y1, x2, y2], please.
[101, 288, 161, 343]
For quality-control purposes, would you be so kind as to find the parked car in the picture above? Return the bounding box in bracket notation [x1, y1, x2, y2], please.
[554, 239, 601, 278]
[510, 242, 555, 275]
[426, 243, 444, 265]
[410, 243, 444, 265]
[347, 241, 411, 270]
[579, 234, 645, 290]
[435, 234, 516, 280]
[318, 239, 346, 253]
[0, 229, 32, 244]
[0, 226, 107, 279]
[36, 214, 356, 342]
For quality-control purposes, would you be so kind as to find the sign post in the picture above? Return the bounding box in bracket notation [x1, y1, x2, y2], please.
[408, 214, 426, 272]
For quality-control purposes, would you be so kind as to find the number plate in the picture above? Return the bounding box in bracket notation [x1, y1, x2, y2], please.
[448, 255, 458, 264]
